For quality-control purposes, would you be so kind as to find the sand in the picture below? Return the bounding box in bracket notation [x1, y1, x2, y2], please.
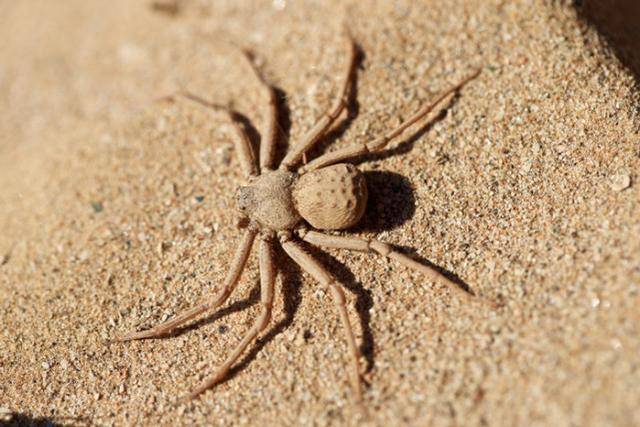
[1, 1, 639, 426]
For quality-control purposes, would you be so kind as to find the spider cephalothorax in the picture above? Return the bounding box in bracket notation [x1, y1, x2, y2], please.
[235, 169, 301, 230]
[118, 35, 493, 407]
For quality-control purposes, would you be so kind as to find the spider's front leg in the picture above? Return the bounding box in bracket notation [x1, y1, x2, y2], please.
[161, 90, 258, 178]
[279, 35, 356, 170]
[299, 68, 482, 173]
[239, 48, 279, 171]
[116, 228, 257, 341]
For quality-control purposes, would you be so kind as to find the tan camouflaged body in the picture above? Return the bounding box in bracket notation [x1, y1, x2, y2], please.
[235, 163, 368, 231]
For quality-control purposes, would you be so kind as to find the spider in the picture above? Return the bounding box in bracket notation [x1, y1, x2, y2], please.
[117, 35, 491, 406]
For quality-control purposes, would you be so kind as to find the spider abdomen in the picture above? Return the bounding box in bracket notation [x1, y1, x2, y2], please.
[293, 163, 368, 230]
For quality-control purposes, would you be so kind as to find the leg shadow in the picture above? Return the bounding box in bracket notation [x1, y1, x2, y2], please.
[355, 93, 457, 165]
[302, 242, 376, 374]
[168, 284, 262, 337]
[271, 85, 293, 167]
[110, 281, 263, 341]
[304, 42, 364, 161]
[230, 111, 262, 163]
[224, 244, 303, 380]
[393, 244, 478, 298]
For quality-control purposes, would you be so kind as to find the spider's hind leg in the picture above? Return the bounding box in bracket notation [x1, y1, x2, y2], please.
[279, 233, 365, 407]
[299, 229, 498, 308]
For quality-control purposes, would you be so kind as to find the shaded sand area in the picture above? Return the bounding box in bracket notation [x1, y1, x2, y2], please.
[1, 1, 639, 425]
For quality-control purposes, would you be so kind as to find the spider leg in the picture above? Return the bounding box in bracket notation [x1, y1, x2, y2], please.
[239, 49, 280, 172]
[279, 234, 364, 406]
[299, 68, 481, 173]
[299, 230, 498, 308]
[166, 91, 258, 178]
[117, 228, 258, 341]
[279, 35, 356, 170]
[185, 236, 276, 400]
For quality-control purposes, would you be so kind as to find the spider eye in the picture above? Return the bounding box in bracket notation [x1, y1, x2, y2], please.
[236, 186, 254, 212]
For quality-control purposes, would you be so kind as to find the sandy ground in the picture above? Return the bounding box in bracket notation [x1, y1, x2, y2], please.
[1, 1, 639, 426]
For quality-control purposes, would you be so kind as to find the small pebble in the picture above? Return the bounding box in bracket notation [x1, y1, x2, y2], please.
[157, 241, 171, 256]
[609, 173, 631, 192]
[90, 201, 104, 213]
[78, 250, 91, 262]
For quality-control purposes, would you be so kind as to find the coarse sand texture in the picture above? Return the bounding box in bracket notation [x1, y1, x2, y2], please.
[1, 1, 639, 426]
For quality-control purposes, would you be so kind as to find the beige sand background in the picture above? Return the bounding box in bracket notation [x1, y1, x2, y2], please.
[1, 1, 639, 426]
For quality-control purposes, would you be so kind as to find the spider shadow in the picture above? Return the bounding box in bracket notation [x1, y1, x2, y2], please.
[239, 48, 294, 165]
[351, 95, 459, 235]
[230, 41, 362, 167]
[356, 170, 416, 233]
[231, 111, 262, 163]
[214, 68, 291, 169]
[218, 82, 293, 174]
